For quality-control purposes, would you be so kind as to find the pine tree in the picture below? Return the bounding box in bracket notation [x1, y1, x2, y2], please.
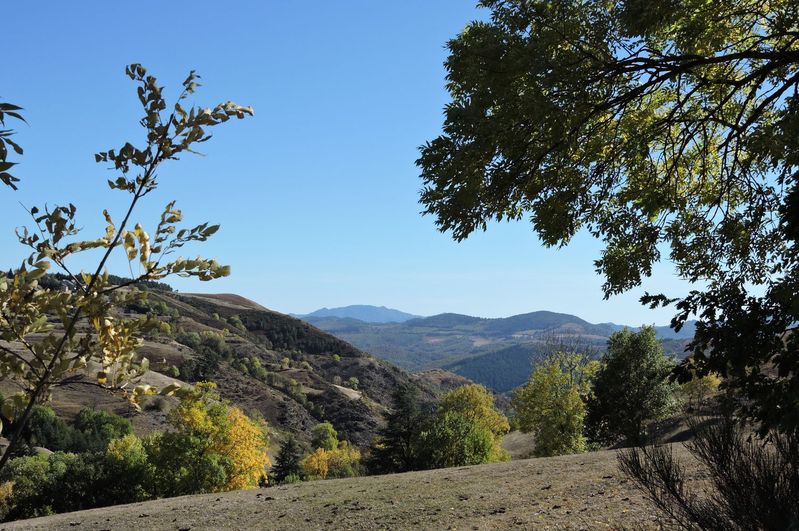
[367, 383, 423, 473]
[271, 435, 305, 484]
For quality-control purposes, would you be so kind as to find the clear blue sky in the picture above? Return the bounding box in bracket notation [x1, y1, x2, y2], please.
[1, 1, 691, 325]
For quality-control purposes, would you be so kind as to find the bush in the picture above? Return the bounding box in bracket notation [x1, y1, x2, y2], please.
[619, 417, 799, 530]
[176, 330, 231, 381]
[73, 409, 133, 453]
[25, 406, 74, 451]
[0, 448, 147, 522]
[301, 442, 361, 480]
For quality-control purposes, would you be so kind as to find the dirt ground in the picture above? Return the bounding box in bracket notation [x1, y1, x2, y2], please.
[3, 446, 695, 530]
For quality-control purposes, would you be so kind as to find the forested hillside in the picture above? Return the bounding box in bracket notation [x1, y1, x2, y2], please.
[0, 278, 429, 449]
[303, 311, 693, 392]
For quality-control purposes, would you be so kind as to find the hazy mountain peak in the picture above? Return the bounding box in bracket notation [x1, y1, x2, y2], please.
[302, 305, 423, 323]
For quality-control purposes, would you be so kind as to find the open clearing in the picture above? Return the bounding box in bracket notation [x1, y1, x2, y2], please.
[4, 446, 696, 530]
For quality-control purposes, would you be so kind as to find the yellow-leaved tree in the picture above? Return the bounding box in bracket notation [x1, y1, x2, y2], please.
[0, 64, 252, 473]
[144, 383, 269, 496]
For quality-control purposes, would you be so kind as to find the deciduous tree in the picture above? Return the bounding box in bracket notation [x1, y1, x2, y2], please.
[586, 328, 677, 445]
[512, 352, 596, 456]
[437, 383, 510, 461]
[0, 64, 252, 473]
[418, 0, 799, 434]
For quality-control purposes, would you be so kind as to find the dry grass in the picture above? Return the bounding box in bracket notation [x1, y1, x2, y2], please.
[5, 446, 696, 530]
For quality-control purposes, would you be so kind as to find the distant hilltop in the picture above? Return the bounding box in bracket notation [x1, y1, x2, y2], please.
[297, 304, 423, 323]
[300, 307, 697, 393]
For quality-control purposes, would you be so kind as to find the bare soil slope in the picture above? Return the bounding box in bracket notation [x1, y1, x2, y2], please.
[5, 447, 695, 530]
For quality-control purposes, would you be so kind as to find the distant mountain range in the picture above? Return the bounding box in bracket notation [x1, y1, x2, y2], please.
[300, 306, 695, 393]
[297, 305, 422, 323]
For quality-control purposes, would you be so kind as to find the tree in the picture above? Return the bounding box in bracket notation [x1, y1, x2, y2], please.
[417, 411, 495, 469]
[271, 435, 305, 484]
[512, 352, 597, 456]
[0, 64, 252, 473]
[418, 0, 799, 434]
[310, 422, 338, 451]
[437, 384, 510, 461]
[366, 382, 424, 473]
[146, 382, 269, 495]
[586, 327, 677, 445]
[301, 448, 330, 480]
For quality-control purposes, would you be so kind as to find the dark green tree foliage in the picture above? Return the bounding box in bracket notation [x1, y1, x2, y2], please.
[367, 383, 424, 473]
[0, 438, 149, 521]
[271, 435, 305, 484]
[72, 409, 134, 453]
[418, 0, 799, 434]
[175, 331, 231, 381]
[24, 406, 132, 453]
[586, 327, 677, 445]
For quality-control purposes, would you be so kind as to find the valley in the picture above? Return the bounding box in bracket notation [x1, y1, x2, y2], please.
[301, 307, 694, 393]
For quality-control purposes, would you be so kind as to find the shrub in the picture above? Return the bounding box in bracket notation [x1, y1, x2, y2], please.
[301, 448, 330, 480]
[25, 406, 74, 451]
[73, 409, 133, 453]
[25, 406, 132, 454]
[301, 443, 361, 480]
[326, 441, 361, 478]
[618, 417, 799, 530]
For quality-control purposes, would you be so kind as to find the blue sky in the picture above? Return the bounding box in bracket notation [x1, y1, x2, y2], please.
[1, 1, 691, 325]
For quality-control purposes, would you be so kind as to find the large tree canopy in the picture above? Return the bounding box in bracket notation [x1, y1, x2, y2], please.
[418, 0, 799, 433]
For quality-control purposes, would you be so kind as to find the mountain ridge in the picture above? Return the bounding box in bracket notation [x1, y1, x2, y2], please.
[298, 305, 422, 323]
[301, 309, 696, 393]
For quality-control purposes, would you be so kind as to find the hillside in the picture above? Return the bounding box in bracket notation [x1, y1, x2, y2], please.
[4, 446, 695, 530]
[299, 305, 422, 323]
[302, 311, 693, 392]
[0, 283, 431, 449]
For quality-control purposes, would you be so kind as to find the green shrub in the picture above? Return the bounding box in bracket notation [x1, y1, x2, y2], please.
[144, 432, 230, 498]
